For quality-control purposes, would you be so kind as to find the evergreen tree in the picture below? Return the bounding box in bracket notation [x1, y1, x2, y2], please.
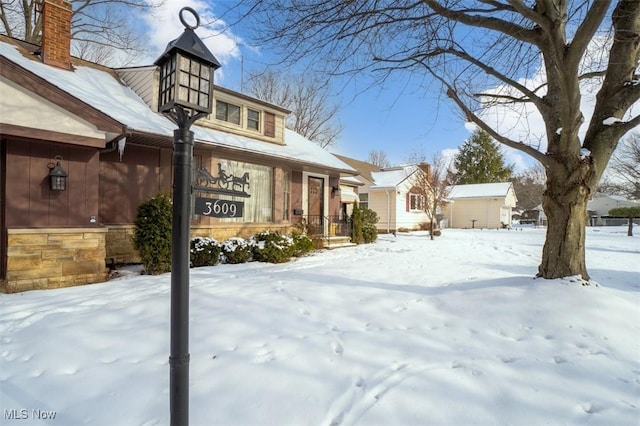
[453, 130, 514, 184]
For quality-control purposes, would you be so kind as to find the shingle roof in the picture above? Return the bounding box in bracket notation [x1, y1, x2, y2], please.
[0, 39, 355, 174]
[333, 154, 381, 184]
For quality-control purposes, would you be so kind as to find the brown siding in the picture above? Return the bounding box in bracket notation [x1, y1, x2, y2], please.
[99, 144, 171, 224]
[5, 138, 99, 227]
[291, 171, 303, 214]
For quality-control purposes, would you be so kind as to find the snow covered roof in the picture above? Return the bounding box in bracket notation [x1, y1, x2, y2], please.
[370, 166, 418, 189]
[340, 176, 364, 186]
[448, 182, 514, 199]
[0, 40, 355, 174]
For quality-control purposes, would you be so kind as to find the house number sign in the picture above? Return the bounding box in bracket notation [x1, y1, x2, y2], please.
[194, 197, 244, 218]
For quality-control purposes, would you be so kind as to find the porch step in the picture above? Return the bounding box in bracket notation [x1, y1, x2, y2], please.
[325, 242, 357, 250]
[323, 236, 355, 249]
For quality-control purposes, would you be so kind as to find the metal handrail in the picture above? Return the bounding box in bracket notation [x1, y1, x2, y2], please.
[295, 215, 351, 241]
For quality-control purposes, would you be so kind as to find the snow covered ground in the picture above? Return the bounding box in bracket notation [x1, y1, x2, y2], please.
[1, 227, 638, 425]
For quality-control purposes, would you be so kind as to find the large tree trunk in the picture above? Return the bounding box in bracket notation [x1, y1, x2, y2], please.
[538, 162, 592, 281]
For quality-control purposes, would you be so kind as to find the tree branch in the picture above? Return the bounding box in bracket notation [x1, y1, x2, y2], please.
[566, 0, 612, 70]
[422, 0, 541, 44]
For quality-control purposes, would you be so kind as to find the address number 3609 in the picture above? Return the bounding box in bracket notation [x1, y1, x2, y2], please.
[195, 197, 244, 218]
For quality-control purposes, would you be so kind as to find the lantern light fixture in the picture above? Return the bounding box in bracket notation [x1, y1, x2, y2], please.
[48, 155, 68, 191]
[154, 7, 221, 117]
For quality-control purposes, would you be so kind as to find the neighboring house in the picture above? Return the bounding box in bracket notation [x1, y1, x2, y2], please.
[444, 182, 517, 229]
[520, 205, 548, 226]
[0, 0, 355, 292]
[588, 193, 639, 224]
[334, 155, 431, 233]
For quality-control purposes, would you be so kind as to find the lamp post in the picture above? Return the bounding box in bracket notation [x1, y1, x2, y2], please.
[154, 8, 220, 426]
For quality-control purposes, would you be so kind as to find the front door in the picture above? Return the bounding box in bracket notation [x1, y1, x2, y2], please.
[307, 176, 324, 234]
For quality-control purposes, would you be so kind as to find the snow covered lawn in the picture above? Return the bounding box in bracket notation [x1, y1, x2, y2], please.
[1, 227, 638, 425]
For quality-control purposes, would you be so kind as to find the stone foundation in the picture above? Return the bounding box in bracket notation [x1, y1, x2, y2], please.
[105, 225, 141, 265]
[4, 228, 108, 293]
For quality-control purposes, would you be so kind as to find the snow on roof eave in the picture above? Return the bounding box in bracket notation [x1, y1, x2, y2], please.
[0, 40, 355, 174]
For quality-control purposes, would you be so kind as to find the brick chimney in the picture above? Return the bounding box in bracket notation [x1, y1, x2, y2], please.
[41, 0, 72, 70]
[418, 162, 431, 177]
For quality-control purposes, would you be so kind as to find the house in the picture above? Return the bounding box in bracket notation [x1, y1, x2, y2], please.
[444, 182, 517, 229]
[0, 0, 355, 292]
[334, 155, 431, 233]
[520, 205, 547, 226]
[588, 193, 639, 225]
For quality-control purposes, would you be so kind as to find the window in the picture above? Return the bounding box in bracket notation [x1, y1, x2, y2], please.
[216, 100, 241, 125]
[409, 193, 424, 211]
[218, 160, 273, 223]
[248, 109, 260, 131]
[264, 112, 275, 137]
[359, 193, 369, 209]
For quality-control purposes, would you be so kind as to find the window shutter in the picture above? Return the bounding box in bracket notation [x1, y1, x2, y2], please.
[406, 193, 410, 212]
[265, 112, 275, 137]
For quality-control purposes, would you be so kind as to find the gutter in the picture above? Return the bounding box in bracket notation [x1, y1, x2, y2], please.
[100, 126, 129, 156]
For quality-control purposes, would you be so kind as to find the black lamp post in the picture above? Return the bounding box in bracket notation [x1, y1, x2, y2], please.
[154, 8, 220, 426]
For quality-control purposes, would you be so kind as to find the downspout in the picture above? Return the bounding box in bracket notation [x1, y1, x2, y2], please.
[386, 190, 391, 233]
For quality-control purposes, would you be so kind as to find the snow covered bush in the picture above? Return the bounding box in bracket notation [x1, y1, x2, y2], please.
[252, 231, 295, 263]
[221, 237, 254, 264]
[133, 194, 172, 275]
[291, 231, 314, 257]
[190, 237, 222, 267]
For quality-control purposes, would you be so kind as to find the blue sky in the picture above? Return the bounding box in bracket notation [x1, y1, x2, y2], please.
[141, 0, 632, 172]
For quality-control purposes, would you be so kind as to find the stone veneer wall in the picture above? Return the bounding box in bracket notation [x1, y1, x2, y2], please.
[105, 225, 141, 265]
[105, 223, 293, 265]
[4, 228, 107, 293]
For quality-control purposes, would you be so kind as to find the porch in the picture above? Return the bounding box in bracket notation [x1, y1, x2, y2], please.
[295, 215, 354, 249]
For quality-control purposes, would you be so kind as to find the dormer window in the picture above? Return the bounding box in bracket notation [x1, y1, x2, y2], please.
[216, 100, 241, 125]
[248, 109, 260, 131]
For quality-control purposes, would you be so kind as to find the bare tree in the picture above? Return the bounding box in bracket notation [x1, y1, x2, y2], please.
[227, 1, 640, 282]
[513, 163, 546, 210]
[0, 0, 160, 65]
[245, 70, 342, 148]
[367, 150, 391, 168]
[602, 133, 640, 199]
[407, 152, 452, 240]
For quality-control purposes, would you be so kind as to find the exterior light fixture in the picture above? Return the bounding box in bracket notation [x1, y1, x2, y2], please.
[154, 7, 220, 426]
[155, 7, 221, 117]
[48, 155, 68, 191]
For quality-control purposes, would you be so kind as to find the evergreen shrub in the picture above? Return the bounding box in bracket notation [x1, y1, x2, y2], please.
[351, 203, 364, 244]
[291, 231, 315, 257]
[252, 231, 295, 263]
[133, 194, 172, 275]
[361, 207, 379, 244]
[190, 237, 222, 267]
[221, 237, 254, 264]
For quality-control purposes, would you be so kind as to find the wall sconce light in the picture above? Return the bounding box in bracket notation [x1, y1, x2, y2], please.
[332, 185, 341, 197]
[48, 155, 68, 191]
